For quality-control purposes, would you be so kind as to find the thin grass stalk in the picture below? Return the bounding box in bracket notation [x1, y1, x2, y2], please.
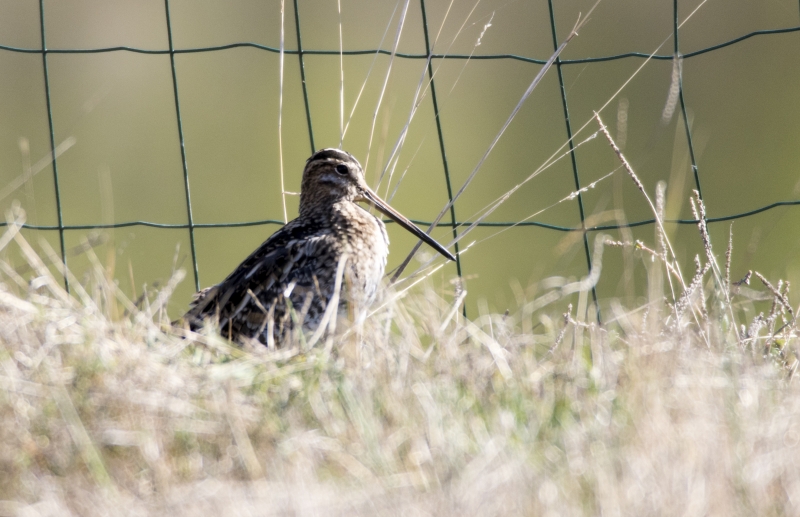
[391, 5, 601, 281]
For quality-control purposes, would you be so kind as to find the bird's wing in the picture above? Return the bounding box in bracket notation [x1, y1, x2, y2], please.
[183, 218, 333, 334]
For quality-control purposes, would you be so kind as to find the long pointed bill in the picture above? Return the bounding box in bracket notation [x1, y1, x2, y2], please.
[361, 186, 456, 262]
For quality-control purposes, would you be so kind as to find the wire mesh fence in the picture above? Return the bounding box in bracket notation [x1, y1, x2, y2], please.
[1, 0, 799, 317]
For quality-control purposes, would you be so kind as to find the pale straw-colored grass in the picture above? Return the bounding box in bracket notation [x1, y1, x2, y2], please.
[1, 200, 799, 516]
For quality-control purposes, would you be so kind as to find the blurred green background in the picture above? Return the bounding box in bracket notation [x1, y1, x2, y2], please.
[0, 0, 799, 318]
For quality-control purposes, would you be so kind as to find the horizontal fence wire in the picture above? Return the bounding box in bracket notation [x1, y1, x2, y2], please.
[1, 25, 798, 61]
[5, 2, 800, 316]
[5, 201, 800, 232]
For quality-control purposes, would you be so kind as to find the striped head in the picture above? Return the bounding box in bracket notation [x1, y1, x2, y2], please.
[299, 148, 365, 212]
[298, 148, 456, 262]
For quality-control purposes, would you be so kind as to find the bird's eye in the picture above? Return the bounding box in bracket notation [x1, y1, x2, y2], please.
[335, 164, 349, 175]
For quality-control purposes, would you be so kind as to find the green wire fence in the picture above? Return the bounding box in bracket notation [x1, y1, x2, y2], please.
[1, 0, 800, 317]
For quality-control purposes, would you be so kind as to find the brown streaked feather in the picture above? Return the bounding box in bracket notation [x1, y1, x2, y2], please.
[183, 215, 344, 342]
[179, 147, 453, 346]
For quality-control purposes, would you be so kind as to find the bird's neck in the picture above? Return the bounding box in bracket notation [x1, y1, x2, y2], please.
[299, 189, 354, 218]
[300, 199, 373, 231]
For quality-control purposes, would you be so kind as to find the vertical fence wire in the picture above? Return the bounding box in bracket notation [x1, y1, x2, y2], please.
[38, 0, 69, 292]
[293, 0, 316, 154]
[418, 0, 464, 284]
[675, 0, 702, 203]
[547, 0, 601, 323]
[7, 4, 797, 311]
[164, 0, 200, 291]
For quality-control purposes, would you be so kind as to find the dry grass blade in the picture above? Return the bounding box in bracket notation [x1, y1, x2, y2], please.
[725, 222, 734, 292]
[595, 112, 682, 288]
[378, 0, 493, 195]
[391, 3, 602, 281]
[341, 2, 400, 141]
[674, 256, 711, 322]
[464, 320, 512, 380]
[755, 271, 794, 317]
[306, 253, 349, 349]
[220, 384, 264, 480]
[363, 0, 412, 175]
[0, 137, 76, 203]
[0, 208, 26, 254]
[661, 55, 683, 124]
[51, 383, 114, 488]
[1, 212, 799, 515]
[10, 224, 73, 307]
[277, 0, 288, 224]
[689, 191, 714, 269]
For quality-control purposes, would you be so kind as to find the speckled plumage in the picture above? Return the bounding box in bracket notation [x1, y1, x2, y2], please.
[182, 148, 454, 346]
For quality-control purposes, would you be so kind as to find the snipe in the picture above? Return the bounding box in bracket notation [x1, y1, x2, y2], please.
[182, 148, 455, 345]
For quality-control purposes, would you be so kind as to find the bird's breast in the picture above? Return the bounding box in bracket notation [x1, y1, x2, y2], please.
[338, 206, 389, 304]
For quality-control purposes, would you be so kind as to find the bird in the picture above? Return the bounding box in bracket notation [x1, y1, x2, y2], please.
[181, 148, 456, 346]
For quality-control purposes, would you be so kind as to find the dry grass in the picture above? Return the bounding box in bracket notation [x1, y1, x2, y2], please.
[2, 202, 800, 516]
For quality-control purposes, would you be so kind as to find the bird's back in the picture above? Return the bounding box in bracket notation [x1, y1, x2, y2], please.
[183, 201, 388, 345]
